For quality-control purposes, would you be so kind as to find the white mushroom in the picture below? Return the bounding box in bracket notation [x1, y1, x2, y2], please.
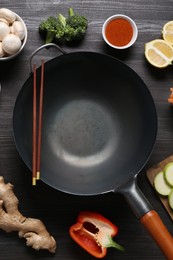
[0, 21, 10, 41]
[11, 21, 25, 40]
[0, 42, 5, 57]
[0, 8, 16, 24]
[2, 34, 21, 55]
[0, 18, 9, 25]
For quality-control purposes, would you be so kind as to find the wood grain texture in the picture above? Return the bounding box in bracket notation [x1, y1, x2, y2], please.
[0, 0, 173, 259]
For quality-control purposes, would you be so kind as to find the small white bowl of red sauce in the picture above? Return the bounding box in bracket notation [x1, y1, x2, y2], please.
[102, 14, 138, 49]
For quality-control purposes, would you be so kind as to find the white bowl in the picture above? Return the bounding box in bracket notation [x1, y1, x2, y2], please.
[0, 10, 27, 61]
[102, 14, 138, 49]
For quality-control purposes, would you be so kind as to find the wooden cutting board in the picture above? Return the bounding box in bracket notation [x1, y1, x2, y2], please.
[146, 155, 173, 220]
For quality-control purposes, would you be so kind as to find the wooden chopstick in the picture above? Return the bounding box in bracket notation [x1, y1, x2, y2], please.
[32, 60, 44, 186]
[36, 59, 44, 180]
[32, 64, 37, 186]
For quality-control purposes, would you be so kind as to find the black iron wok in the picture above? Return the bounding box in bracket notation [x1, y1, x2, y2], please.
[13, 44, 173, 258]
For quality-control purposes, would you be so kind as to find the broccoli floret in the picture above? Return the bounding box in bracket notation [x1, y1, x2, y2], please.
[57, 8, 88, 42]
[39, 8, 88, 43]
[39, 16, 64, 44]
[64, 8, 88, 41]
[66, 8, 87, 30]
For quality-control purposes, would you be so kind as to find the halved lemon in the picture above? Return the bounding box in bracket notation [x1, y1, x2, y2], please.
[163, 21, 173, 45]
[145, 39, 173, 68]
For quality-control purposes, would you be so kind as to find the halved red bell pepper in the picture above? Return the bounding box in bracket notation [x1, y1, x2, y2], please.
[69, 211, 125, 258]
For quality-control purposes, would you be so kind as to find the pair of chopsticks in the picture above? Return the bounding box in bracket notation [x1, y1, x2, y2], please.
[32, 59, 44, 186]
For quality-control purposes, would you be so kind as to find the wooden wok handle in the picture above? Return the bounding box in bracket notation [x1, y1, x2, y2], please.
[140, 210, 173, 259]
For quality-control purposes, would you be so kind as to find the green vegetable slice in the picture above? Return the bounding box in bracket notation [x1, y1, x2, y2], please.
[154, 171, 172, 196]
[164, 162, 173, 186]
[168, 189, 173, 209]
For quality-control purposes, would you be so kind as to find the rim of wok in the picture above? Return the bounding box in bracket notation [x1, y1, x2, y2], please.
[13, 51, 157, 195]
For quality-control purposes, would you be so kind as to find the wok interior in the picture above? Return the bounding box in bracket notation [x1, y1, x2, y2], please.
[13, 52, 157, 195]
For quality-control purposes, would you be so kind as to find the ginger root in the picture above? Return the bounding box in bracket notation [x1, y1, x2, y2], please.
[0, 176, 56, 253]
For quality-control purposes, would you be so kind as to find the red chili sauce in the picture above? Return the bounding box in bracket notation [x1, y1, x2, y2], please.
[105, 18, 133, 47]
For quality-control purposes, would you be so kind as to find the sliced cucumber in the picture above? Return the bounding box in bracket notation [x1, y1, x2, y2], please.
[154, 171, 172, 196]
[164, 162, 173, 186]
[168, 189, 173, 209]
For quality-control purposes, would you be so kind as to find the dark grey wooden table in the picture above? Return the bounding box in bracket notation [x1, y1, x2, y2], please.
[0, 0, 173, 259]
